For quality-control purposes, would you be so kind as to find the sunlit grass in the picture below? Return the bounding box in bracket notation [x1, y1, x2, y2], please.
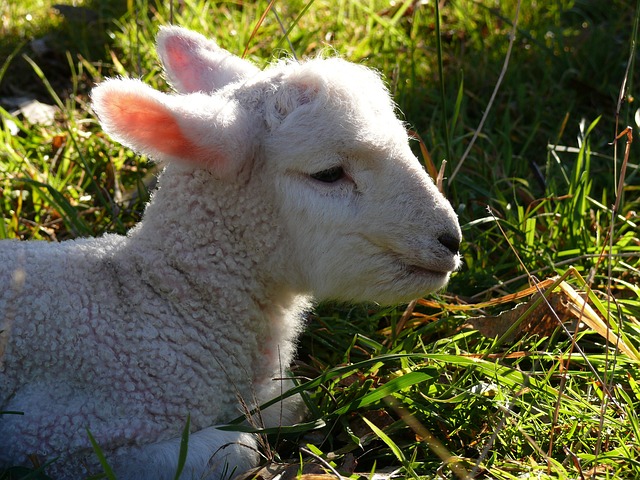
[1, 0, 639, 478]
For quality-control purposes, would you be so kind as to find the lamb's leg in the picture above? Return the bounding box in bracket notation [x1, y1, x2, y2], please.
[257, 377, 307, 429]
[111, 427, 259, 480]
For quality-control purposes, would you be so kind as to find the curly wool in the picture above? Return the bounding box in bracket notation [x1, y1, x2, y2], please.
[0, 26, 462, 479]
[0, 173, 308, 475]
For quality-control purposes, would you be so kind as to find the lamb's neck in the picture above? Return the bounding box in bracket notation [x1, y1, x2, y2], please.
[131, 164, 292, 292]
[122, 165, 311, 382]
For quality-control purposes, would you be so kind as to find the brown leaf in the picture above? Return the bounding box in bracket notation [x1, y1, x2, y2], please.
[465, 290, 572, 342]
[51, 134, 66, 150]
[349, 409, 394, 438]
[233, 462, 342, 480]
[464, 279, 638, 360]
[298, 476, 342, 480]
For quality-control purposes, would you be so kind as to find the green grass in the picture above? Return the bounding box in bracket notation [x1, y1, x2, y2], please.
[1, 0, 640, 478]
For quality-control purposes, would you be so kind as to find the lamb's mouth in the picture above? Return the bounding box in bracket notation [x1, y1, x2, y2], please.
[372, 240, 457, 279]
[403, 262, 451, 278]
[383, 249, 453, 279]
[389, 261, 452, 297]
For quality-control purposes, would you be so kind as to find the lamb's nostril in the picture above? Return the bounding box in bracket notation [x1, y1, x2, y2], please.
[438, 232, 461, 254]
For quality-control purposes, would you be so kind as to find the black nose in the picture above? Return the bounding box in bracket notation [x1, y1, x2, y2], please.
[438, 232, 461, 254]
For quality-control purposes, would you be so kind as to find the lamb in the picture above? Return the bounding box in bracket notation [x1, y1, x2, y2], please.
[0, 26, 462, 479]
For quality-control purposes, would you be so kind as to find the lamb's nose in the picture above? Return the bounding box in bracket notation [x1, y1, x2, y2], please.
[438, 232, 461, 254]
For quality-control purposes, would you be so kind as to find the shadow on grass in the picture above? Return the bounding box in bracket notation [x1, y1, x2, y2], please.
[0, 1, 129, 104]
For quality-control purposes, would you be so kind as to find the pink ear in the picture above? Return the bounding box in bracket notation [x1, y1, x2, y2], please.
[161, 34, 212, 93]
[91, 80, 226, 168]
[94, 84, 203, 160]
[156, 27, 259, 93]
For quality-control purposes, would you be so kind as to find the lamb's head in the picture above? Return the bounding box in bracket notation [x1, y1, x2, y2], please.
[258, 59, 461, 304]
[91, 27, 461, 306]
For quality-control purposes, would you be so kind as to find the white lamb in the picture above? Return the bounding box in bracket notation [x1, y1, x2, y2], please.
[0, 26, 461, 479]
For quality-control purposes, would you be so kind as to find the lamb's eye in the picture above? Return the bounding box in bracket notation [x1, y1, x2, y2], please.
[310, 166, 345, 183]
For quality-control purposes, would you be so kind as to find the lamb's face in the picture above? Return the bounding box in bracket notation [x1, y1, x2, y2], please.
[263, 60, 461, 304]
[92, 30, 460, 304]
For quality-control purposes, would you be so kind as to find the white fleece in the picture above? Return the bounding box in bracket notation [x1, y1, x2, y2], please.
[0, 26, 461, 479]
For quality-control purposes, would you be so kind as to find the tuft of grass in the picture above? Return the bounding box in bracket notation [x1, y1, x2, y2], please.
[1, 0, 639, 479]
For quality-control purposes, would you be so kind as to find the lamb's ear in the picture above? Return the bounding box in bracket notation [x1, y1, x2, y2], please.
[91, 78, 254, 179]
[156, 26, 259, 94]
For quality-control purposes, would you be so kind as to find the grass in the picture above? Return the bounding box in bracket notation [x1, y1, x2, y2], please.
[1, 0, 640, 478]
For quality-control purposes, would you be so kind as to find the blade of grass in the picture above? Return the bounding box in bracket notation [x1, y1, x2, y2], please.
[18, 178, 93, 237]
[0, 41, 26, 87]
[242, 0, 277, 59]
[332, 370, 435, 415]
[362, 416, 419, 479]
[21, 55, 65, 111]
[433, 0, 451, 165]
[449, 0, 521, 185]
[172, 414, 190, 480]
[273, 0, 317, 56]
[86, 429, 116, 480]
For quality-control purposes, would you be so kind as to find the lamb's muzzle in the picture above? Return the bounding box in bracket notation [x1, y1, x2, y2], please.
[439, 232, 462, 255]
[0, 26, 461, 480]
